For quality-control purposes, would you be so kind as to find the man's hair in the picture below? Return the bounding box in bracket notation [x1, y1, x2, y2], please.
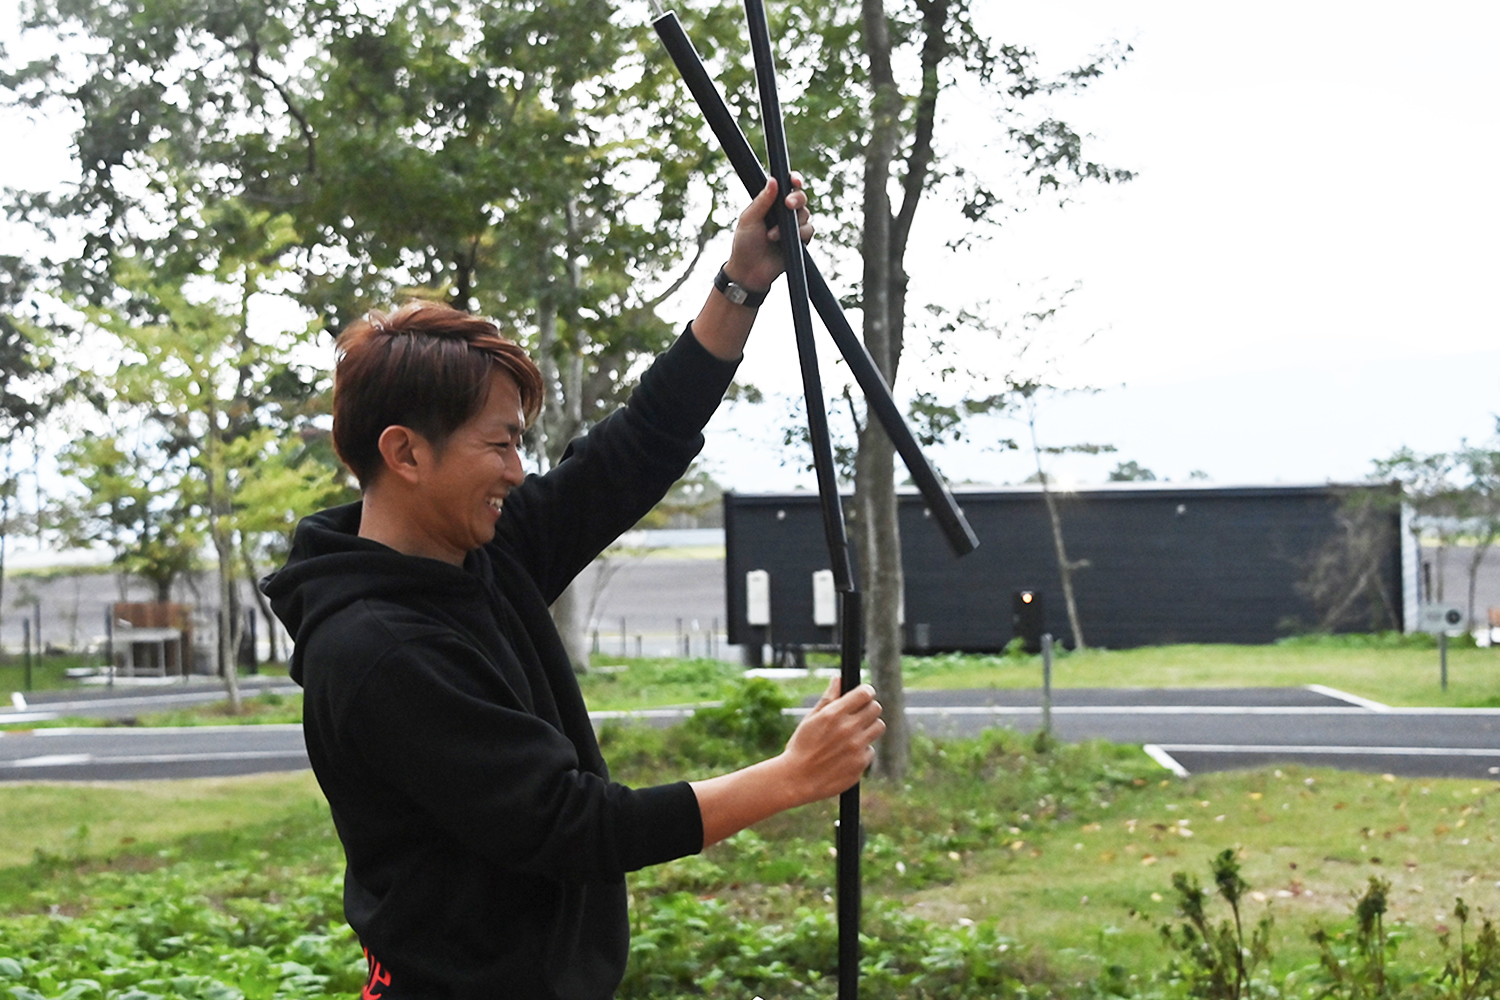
[333, 300, 545, 488]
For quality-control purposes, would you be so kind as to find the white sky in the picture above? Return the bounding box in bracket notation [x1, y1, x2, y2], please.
[2, 0, 1497, 502]
[707, 0, 1500, 490]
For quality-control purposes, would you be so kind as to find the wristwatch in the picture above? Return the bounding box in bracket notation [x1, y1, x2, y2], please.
[714, 264, 770, 308]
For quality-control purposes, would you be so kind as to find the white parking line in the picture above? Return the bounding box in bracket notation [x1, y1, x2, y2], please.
[585, 703, 1500, 723]
[1305, 684, 1391, 712]
[1156, 743, 1500, 758]
[0, 750, 309, 769]
[1143, 744, 1189, 777]
[1, 724, 306, 737]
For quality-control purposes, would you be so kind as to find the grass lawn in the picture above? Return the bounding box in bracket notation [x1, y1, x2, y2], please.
[895, 762, 1500, 976]
[0, 653, 103, 696]
[0, 770, 329, 874]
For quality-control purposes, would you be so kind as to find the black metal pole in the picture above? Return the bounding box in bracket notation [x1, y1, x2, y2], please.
[837, 590, 863, 999]
[651, 10, 979, 559]
[742, 0, 852, 591]
[739, 1, 861, 991]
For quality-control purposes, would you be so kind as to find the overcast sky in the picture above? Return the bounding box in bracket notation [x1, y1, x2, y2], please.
[3, 1, 1497, 500]
[711, 0, 1500, 491]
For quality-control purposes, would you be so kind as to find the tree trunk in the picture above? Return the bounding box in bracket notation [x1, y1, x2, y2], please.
[205, 396, 241, 713]
[215, 536, 242, 711]
[857, 0, 910, 780]
[0, 450, 8, 649]
[241, 540, 280, 663]
[551, 579, 591, 673]
[855, 419, 907, 779]
[1027, 400, 1087, 651]
[1039, 477, 1087, 651]
[1468, 535, 1494, 632]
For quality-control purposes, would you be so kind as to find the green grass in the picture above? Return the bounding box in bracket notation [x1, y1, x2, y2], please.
[895, 762, 1500, 976]
[576, 655, 830, 711]
[0, 770, 328, 874]
[4, 719, 1498, 997]
[0, 653, 103, 695]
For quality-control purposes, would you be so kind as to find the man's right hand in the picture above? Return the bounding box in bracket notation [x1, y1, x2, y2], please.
[688, 677, 884, 849]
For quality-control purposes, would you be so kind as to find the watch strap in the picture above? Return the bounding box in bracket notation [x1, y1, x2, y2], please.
[714, 264, 769, 308]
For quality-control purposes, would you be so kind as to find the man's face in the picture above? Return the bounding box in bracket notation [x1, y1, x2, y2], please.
[415, 369, 527, 562]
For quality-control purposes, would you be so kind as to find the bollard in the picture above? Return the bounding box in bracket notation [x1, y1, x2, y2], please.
[1041, 632, 1054, 739]
[22, 617, 32, 692]
[1440, 632, 1449, 692]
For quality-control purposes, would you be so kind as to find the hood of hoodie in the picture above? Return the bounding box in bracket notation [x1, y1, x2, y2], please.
[260, 503, 485, 685]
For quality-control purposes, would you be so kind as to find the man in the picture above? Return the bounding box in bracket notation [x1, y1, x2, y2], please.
[261, 178, 884, 1000]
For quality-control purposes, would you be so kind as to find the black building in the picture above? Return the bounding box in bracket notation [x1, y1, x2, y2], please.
[723, 483, 1410, 653]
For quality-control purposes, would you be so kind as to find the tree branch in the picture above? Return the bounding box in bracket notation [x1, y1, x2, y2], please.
[892, 0, 948, 260]
[645, 192, 719, 310]
[239, 31, 317, 177]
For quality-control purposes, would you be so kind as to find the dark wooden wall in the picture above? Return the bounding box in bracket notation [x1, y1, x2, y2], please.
[724, 485, 1404, 651]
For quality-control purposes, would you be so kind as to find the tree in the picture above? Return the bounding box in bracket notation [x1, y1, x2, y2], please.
[53, 430, 202, 603]
[1451, 429, 1500, 631]
[5, 0, 743, 670]
[1109, 460, 1156, 482]
[0, 257, 59, 637]
[1015, 379, 1114, 652]
[1374, 447, 1462, 604]
[68, 210, 341, 709]
[744, 0, 1130, 777]
[1298, 487, 1401, 633]
[1372, 435, 1500, 632]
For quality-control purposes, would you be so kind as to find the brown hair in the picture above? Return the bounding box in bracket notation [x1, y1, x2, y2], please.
[332, 300, 545, 488]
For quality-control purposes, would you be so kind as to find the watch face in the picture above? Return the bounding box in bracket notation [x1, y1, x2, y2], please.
[726, 284, 749, 304]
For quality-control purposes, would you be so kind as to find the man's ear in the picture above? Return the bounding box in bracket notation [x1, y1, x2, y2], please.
[375, 425, 427, 485]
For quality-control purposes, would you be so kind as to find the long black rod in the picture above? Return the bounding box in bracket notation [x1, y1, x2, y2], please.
[837, 590, 864, 1000]
[651, 10, 980, 558]
[740, 2, 860, 994]
[741, 0, 853, 592]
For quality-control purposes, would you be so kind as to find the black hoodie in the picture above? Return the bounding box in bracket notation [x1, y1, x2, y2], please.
[261, 330, 735, 999]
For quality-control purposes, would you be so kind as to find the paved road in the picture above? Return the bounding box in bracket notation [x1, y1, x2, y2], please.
[5, 684, 1500, 782]
[894, 686, 1500, 780]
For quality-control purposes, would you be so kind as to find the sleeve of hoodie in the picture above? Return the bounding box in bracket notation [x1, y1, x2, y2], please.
[495, 325, 740, 604]
[345, 631, 703, 880]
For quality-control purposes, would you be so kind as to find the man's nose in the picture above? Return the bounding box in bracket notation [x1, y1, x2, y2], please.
[504, 452, 526, 486]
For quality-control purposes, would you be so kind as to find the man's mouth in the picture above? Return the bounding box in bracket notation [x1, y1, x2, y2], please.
[487, 496, 505, 514]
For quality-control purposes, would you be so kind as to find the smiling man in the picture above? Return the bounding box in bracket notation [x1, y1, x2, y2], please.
[261, 178, 884, 1000]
